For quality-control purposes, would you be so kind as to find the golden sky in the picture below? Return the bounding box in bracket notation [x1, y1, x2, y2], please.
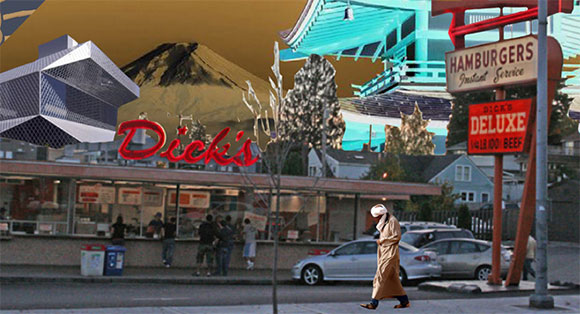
[0, 0, 383, 97]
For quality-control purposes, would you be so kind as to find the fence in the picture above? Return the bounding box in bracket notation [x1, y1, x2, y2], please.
[394, 209, 523, 241]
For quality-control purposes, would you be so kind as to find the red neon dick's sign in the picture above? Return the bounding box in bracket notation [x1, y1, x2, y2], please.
[117, 120, 259, 167]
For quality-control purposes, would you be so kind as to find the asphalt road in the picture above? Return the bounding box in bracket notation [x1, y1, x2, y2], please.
[0, 282, 462, 310]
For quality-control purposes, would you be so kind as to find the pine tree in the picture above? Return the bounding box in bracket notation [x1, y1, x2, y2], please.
[188, 120, 211, 144]
[446, 90, 494, 148]
[384, 125, 405, 154]
[384, 103, 434, 155]
[362, 154, 408, 182]
[457, 204, 471, 230]
[282, 54, 345, 149]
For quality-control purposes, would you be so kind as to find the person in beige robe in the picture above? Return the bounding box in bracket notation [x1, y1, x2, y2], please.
[361, 204, 410, 310]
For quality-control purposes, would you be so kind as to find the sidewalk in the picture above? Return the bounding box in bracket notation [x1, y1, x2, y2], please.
[1, 295, 578, 313]
[0, 265, 294, 285]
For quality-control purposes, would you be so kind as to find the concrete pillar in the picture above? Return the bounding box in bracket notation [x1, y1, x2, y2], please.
[65, 178, 76, 235]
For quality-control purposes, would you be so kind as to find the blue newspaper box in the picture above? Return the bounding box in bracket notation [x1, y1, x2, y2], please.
[104, 245, 126, 276]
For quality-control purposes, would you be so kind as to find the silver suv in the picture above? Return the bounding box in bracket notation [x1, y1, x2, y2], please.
[372, 221, 456, 239]
[401, 228, 474, 248]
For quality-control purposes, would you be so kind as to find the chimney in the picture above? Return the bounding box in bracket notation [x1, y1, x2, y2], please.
[38, 35, 78, 59]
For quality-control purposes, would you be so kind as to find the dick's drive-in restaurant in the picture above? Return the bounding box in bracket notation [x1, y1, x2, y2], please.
[0, 118, 440, 269]
[0, 157, 440, 269]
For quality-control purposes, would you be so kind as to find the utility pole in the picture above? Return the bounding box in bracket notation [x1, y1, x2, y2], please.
[321, 104, 328, 178]
[530, 0, 553, 309]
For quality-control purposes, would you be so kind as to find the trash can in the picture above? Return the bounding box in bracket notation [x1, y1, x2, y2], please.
[104, 245, 127, 276]
[80, 244, 106, 276]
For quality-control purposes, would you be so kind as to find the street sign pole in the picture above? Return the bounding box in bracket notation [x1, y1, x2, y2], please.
[530, 0, 553, 308]
[489, 14, 504, 285]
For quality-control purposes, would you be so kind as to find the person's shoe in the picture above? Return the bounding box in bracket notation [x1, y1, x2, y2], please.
[360, 303, 377, 310]
[248, 262, 254, 270]
[193, 272, 200, 277]
[165, 264, 170, 268]
[206, 272, 212, 277]
[394, 302, 410, 309]
[162, 260, 166, 265]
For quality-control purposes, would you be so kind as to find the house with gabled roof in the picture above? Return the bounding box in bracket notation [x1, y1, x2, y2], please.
[309, 148, 493, 208]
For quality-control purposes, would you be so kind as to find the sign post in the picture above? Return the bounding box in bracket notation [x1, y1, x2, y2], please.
[468, 97, 534, 283]
[434, 0, 570, 292]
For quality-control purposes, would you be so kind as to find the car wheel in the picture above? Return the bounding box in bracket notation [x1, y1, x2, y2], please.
[302, 264, 323, 286]
[399, 267, 408, 286]
[475, 265, 491, 281]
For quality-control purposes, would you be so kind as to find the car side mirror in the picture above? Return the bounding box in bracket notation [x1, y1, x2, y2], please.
[329, 251, 336, 257]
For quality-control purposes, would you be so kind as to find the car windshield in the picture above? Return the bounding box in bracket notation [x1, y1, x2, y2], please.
[401, 232, 423, 247]
[399, 241, 419, 252]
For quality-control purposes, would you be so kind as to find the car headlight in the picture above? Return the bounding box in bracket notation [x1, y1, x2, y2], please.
[501, 250, 512, 262]
[293, 260, 304, 268]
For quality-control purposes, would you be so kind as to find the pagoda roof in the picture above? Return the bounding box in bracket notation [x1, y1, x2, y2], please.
[279, 0, 427, 61]
[341, 90, 452, 121]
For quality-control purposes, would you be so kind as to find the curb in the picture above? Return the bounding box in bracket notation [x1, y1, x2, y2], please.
[418, 282, 579, 294]
[0, 276, 296, 285]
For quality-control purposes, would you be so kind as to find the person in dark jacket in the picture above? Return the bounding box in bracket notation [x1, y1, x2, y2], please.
[111, 216, 126, 245]
[195, 215, 217, 276]
[215, 216, 234, 276]
[162, 217, 177, 268]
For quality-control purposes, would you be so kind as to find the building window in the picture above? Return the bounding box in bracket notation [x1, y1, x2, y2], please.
[456, 165, 471, 182]
[522, 162, 527, 171]
[308, 166, 317, 176]
[0, 151, 4, 158]
[6, 151, 13, 159]
[460, 191, 476, 203]
[481, 193, 490, 203]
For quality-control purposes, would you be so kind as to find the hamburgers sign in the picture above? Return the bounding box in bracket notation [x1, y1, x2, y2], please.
[446, 36, 538, 93]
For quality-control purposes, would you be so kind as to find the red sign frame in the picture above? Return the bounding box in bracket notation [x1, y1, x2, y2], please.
[468, 98, 533, 155]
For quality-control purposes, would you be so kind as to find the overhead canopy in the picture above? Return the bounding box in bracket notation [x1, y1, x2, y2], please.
[279, 0, 426, 61]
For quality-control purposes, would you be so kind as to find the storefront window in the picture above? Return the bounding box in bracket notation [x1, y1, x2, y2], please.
[270, 193, 327, 242]
[0, 175, 327, 241]
[0, 175, 70, 234]
[75, 181, 172, 238]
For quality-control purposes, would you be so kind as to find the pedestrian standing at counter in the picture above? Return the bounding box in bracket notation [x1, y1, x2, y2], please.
[195, 215, 217, 276]
[215, 216, 234, 276]
[146, 212, 163, 238]
[242, 218, 257, 270]
[111, 215, 126, 246]
[162, 217, 177, 268]
[361, 204, 410, 310]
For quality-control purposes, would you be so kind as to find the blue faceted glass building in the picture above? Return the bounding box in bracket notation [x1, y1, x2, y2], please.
[0, 35, 139, 148]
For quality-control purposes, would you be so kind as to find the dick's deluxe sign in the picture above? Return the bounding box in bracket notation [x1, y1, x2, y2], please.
[468, 98, 532, 155]
[446, 36, 537, 93]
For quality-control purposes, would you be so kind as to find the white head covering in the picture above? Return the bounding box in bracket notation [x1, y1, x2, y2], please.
[371, 204, 387, 217]
[371, 204, 389, 232]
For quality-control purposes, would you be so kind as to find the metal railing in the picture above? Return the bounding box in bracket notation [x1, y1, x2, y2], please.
[353, 60, 447, 97]
[394, 209, 500, 241]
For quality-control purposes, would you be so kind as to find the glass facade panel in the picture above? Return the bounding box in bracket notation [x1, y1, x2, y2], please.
[41, 74, 117, 130]
[0, 73, 39, 120]
[43, 59, 137, 106]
